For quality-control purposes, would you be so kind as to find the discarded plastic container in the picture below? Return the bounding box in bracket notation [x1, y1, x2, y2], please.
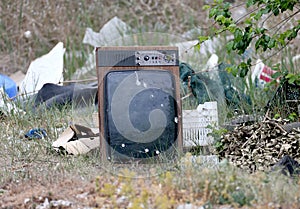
[25, 128, 47, 139]
[0, 74, 17, 98]
[182, 101, 218, 147]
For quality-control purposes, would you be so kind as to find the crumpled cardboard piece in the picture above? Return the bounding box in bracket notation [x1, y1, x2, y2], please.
[52, 124, 99, 155]
[52, 112, 100, 155]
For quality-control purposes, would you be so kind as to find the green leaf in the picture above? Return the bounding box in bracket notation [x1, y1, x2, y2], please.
[254, 11, 263, 20]
[268, 80, 278, 87]
[267, 38, 276, 49]
[264, 35, 270, 42]
[271, 72, 282, 79]
[288, 76, 296, 84]
[226, 66, 238, 77]
[226, 40, 234, 52]
[209, 8, 217, 18]
[202, 5, 210, 10]
[216, 28, 226, 34]
[277, 34, 286, 45]
[194, 42, 201, 51]
[255, 37, 262, 50]
[287, 29, 298, 40]
[207, 0, 300, 81]
[244, 18, 252, 25]
[216, 15, 225, 23]
[286, 73, 294, 79]
[239, 62, 249, 77]
[226, 66, 233, 73]
[255, 27, 266, 35]
[198, 35, 209, 43]
[227, 23, 237, 33]
[234, 28, 243, 41]
[261, 7, 270, 14]
[246, 0, 254, 7]
[272, 7, 279, 16]
[246, 58, 252, 65]
[272, 63, 281, 71]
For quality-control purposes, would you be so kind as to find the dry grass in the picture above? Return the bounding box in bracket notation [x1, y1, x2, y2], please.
[1, 1, 300, 208]
[0, 0, 210, 78]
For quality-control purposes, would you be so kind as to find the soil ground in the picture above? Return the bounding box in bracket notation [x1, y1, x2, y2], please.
[1, 1, 300, 208]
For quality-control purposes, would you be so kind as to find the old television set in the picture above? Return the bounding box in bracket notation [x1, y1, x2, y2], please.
[96, 46, 182, 162]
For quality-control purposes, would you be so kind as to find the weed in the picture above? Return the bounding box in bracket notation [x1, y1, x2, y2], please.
[1, 1, 300, 208]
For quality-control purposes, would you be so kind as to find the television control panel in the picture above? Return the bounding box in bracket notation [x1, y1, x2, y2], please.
[135, 50, 176, 66]
[96, 47, 179, 67]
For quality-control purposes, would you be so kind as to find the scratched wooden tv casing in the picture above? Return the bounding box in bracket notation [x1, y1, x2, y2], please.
[96, 46, 182, 162]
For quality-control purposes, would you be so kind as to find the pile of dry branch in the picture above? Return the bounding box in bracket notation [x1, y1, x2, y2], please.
[217, 119, 300, 173]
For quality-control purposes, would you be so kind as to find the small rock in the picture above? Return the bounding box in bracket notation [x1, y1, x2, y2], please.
[51, 199, 72, 207]
[177, 203, 204, 209]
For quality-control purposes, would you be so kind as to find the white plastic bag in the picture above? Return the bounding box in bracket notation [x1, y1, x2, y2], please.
[20, 42, 65, 95]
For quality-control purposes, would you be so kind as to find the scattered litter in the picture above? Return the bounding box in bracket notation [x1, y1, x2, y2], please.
[73, 17, 130, 79]
[180, 153, 219, 170]
[251, 59, 277, 88]
[52, 124, 99, 155]
[116, 195, 127, 204]
[0, 74, 17, 98]
[24, 128, 47, 139]
[82, 16, 130, 47]
[175, 38, 219, 57]
[205, 54, 220, 82]
[33, 82, 98, 109]
[50, 199, 72, 207]
[36, 197, 49, 209]
[9, 70, 26, 88]
[180, 61, 251, 111]
[205, 54, 219, 71]
[0, 88, 25, 116]
[24, 198, 30, 204]
[177, 203, 204, 209]
[19, 42, 65, 95]
[271, 155, 300, 177]
[183, 101, 218, 147]
[76, 192, 89, 199]
[24, 30, 32, 39]
[265, 78, 300, 119]
[35, 197, 72, 209]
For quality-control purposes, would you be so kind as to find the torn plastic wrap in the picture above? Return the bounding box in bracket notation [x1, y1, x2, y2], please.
[19, 42, 65, 95]
[72, 17, 130, 80]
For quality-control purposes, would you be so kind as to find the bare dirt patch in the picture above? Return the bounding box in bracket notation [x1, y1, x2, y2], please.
[1, 176, 97, 208]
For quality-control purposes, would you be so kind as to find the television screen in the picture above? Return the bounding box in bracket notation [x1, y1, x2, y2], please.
[104, 69, 179, 161]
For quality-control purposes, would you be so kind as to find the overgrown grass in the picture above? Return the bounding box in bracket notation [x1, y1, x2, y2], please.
[1, 1, 300, 208]
[1, 99, 300, 208]
[0, 0, 208, 78]
[92, 156, 300, 208]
